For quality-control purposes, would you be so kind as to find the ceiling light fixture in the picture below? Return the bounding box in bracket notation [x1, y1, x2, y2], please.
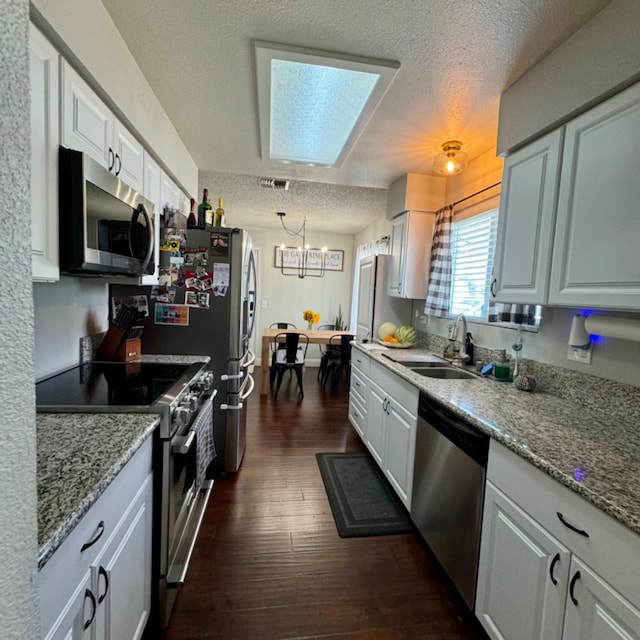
[276, 212, 327, 278]
[255, 41, 400, 167]
[433, 140, 469, 175]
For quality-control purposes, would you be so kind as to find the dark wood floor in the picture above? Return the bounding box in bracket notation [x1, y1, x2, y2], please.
[162, 367, 483, 640]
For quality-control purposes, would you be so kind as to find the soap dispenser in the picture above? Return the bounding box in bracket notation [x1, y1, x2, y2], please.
[494, 349, 511, 380]
[465, 332, 474, 365]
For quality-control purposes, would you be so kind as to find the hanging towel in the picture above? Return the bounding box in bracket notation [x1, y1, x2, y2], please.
[192, 396, 216, 490]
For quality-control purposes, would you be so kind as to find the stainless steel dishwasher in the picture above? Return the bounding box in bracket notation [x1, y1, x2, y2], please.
[411, 392, 489, 610]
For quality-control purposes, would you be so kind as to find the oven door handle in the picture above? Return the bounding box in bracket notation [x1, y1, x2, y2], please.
[172, 431, 196, 455]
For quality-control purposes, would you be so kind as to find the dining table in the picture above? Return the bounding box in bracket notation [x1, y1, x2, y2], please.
[259, 328, 355, 395]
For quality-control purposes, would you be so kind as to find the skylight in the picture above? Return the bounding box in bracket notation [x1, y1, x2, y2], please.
[255, 41, 400, 168]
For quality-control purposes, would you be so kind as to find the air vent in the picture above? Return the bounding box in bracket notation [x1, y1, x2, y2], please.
[259, 177, 290, 191]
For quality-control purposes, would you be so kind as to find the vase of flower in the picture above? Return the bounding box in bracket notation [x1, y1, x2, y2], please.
[303, 309, 320, 331]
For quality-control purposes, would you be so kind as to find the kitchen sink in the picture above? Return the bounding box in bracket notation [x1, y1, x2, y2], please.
[409, 366, 477, 380]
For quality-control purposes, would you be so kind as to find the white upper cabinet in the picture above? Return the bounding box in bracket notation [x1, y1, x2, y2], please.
[493, 130, 563, 304]
[30, 24, 60, 282]
[549, 81, 640, 309]
[387, 211, 435, 299]
[495, 80, 640, 310]
[61, 60, 144, 193]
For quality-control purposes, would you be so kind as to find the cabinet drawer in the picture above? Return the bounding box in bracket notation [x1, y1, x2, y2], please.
[351, 349, 371, 377]
[370, 360, 418, 414]
[488, 441, 640, 606]
[348, 392, 367, 438]
[350, 367, 368, 405]
[39, 436, 153, 633]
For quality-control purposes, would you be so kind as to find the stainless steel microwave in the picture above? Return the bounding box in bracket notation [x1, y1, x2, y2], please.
[58, 146, 155, 277]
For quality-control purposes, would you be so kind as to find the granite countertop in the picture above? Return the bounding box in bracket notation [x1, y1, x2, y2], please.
[37, 413, 160, 569]
[354, 344, 640, 537]
[138, 354, 211, 365]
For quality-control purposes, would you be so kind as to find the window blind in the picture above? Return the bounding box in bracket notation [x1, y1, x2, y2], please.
[449, 209, 498, 319]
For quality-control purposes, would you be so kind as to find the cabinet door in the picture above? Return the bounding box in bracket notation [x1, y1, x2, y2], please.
[562, 557, 640, 640]
[493, 129, 562, 304]
[160, 170, 181, 215]
[387, 215, 406, 297]
[476, 482, 569, 640]
[549, 82, 640, 309]
[383, 398, 416, 509]
[42, 569, 94, 640]
[114, 118, 144, 193]
[366, 380, 387, 465]
[61, 60, 113, 169]
[356, 257, 375, 340]
[141, 152, 161, 285]
[30, 24, 60, 282]
[94, 474, 153, 640]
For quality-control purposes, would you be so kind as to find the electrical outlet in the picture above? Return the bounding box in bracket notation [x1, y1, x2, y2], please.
[567, 344, 592, 364]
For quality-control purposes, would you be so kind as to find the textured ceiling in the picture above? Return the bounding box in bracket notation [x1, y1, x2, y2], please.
[102, 0, 612, 193]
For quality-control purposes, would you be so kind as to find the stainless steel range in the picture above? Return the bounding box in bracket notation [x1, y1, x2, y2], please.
[36, 359, 215, 630]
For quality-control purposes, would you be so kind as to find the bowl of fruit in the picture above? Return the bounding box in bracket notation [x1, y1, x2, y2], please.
[376, 323, 417, 348]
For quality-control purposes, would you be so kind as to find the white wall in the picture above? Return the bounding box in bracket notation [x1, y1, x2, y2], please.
[498, 0, 640, 154]
[1, 0, 40, 636]
[33, 278, 109, 379]
[245, 227, 353, 365]
[31, 0, 198, 196]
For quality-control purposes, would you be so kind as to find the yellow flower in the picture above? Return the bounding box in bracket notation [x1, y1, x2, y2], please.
[312, 313, 320, 324]
[302, 309, 314, 321]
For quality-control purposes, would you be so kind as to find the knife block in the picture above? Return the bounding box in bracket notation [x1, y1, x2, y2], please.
[114, 338, 142, 362]
[97, 325, 125, 360]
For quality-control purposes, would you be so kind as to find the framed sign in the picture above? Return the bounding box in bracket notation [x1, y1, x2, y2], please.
[274, 247, 344, 272]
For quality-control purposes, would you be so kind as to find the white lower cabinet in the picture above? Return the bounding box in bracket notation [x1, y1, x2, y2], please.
[476, 482, 569, 639]
[348, 354, 418, 510]
[476, 441, 640, 640]
[40, 438, 153, 640]
[562, 557, 640, 640]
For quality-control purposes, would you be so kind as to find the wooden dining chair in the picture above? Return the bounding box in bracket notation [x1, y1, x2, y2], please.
[272, 332, 309, 398]
[322, 334, 355, 395]
[316, 324, 336, 381]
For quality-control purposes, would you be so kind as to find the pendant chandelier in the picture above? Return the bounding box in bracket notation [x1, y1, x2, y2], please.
[276, 212, 327, 278]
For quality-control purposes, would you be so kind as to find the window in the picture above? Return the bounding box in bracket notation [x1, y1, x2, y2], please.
[449, 209, 498, 320]
[448, 209, 542, 328]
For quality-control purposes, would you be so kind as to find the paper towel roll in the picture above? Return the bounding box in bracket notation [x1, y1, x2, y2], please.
[584, 315, 640, 343]
[568, 314, 590, 348]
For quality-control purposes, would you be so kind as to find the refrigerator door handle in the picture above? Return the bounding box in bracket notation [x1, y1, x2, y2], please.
[239, 373, 255, 400]
[241, 349, 255, 369]
[220, 402, 243, 411]
[220, 372, 243, 381]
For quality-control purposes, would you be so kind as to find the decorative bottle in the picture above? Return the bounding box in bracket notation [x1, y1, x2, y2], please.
[214, 198, 226, 227]
[187, 198, 197, 227]
[197, 189, 212, 227]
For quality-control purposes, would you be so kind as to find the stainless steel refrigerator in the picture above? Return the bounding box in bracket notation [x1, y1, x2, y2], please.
[110, 225, 257, 473]
[355, 254, 412, 342]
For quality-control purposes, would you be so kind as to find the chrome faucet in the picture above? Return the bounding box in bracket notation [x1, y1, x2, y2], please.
[451, 313, 469, 365]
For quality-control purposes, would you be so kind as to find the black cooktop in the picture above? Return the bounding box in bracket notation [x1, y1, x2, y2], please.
[36, 362, 193, 408]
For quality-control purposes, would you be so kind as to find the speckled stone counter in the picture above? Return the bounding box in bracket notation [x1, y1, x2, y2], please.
[354, 344, 640, 537]
[37, 413, 160, 569]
